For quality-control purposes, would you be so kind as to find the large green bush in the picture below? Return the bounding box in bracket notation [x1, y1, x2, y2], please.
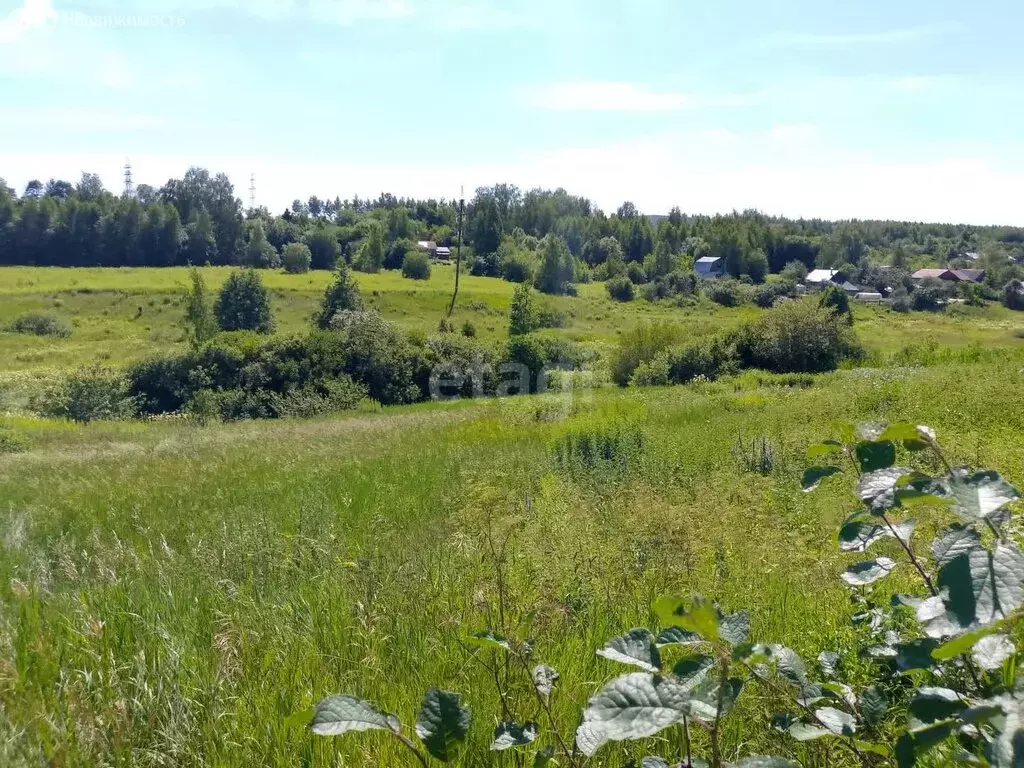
[328, 310, 421, 405]
[281, 242, 312, 274]
[401, 251, 432, 280]
[316, 261, 363, 329]
[508, 283, 538, 335]
[631, 338, 737, 386]
[215, 269, 275, 333]
[32, 365, 136, 423]
[606, 276, 635, 302]
[609, 322, 684, 387]
[1002, 279, 1024, 310]
[734, 300, 862, 373]
[7, 312, 72, 338]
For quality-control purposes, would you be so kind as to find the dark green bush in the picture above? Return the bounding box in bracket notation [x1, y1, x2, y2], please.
[500, 251, 535, 283]
[385, 239, 416, 271]
[282, 242, 312, 274]
[626, 262, 647, 284]
[216, 269, 275, 333]
[503, 334, 585, 393]
[32, 365, 137, 423]
[630, 337, 737, 387]
[818, 284, 853, 324]
[706, 280, 740, 307]
[401, 251, 432, 280]
[734, 301, 863, 373]
[328, 311, 420, 405]
[606, 276, 634, 302]
[911, 277, 952, 311]
[316, 261, 363, 329]
[1002, 278, 1024, 310]
[7, 312, 72, 338]
[890, 288, 911, 312]
[609, 322, 683, 387]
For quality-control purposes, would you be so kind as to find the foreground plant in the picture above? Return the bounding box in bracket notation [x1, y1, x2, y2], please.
[307, 421, 1023, 766]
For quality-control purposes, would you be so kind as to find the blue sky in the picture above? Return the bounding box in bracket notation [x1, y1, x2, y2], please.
[1, 0, 1023, 223]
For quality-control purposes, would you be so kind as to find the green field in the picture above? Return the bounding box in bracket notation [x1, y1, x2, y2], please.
[2, 266, 1024, 766]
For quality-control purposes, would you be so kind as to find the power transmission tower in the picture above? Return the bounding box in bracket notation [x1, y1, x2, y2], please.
[123, 158, 134, 198]
[446, 186, 466, 318]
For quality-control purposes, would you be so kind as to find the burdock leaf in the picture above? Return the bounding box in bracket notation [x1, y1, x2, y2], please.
[857, 467, 913, 514]
[855, 440, 896, 473]
[490, 721, 538, 751]
[802, 465, 842, 492]
[465, 630, 511, 652]
[415, 689, 471, 762]
[815, 707, 857, 736]
[932, 526, 981, 568]
[596, 628, 662, 672]
[860, 686, 889, 727]
[909, 687, 966, 725]
[532, 665, 558, 699]
[656, 626, 702, 647]
[310, 695, 399, 736]
[947, 471, 1020, 523]
[671, 655, 716, 690]
[653, 595, 718, 641]
[841, 557, 896, 587]
[972, 634, 1015, 671]
[575, 672, 692, 756]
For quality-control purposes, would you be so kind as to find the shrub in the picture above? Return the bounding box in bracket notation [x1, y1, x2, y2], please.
[508, 283, 538, 335]
[500, 251, 536, 283]
[503, 334, 585, 394]
[182, 267, 216, 347]
[706, 279, 740, 307]
[328, 311, 420, 405]
[401, 251, 431, 280]
[626, 262, 647, 284]
[753, 285, 778, 309]
[818, 283, 853, 324]
[6, 312, 71, 338]
[911, 277, 951, 311]
[606, 276, 634, 302]
[609, 322, 683, 387]
[734, 301, 863, 373]
[1002, 278, 1024, 310]
[890, 287, 911, 312]
[32, 365, 136, 423]
[304, 229, 341, 270]
[780, 260, 808, 282]
[535, 235, 576, 295]
[282, 242, 312, 274]
[315, 260, 363, 329]
[461, 321, 476, 337]
[385, 239, 416, 271]
[0, 428, 30, 454]
[630, 337, 737, 387]
[216, 269, 275, 333]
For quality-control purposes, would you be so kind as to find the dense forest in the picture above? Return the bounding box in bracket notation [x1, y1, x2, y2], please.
[2, 169, 1023, 288]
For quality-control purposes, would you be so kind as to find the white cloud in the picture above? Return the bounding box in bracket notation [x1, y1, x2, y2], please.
[0, 0, 55, 44]
[769, 124, 818, 143]
[4, 107, 167, 131]
[529, 82, 691, 112]
[771, 23, 950, 48]
[308, 0, 412, 25]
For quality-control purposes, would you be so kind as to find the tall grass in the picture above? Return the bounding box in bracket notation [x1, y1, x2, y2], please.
[2, 359, 1024, 765]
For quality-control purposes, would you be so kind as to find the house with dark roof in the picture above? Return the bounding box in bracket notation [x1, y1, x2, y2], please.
[912, 268, 958, 281]
[952, 269, 986, 283]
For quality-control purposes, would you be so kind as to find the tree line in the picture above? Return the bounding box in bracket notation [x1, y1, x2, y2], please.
[2, 169, 1022, 283]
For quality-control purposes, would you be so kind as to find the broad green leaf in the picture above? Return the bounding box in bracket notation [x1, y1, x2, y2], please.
[916, 595, 969, 639]
[839, 515, 915, 551]
[932, 526, 981, 567]
[653, 595, 719, 642]
[853, 740, 892, 757]
[815, 707, 856, 736]
[656, 626, 702, 647]
[788, 721, 831, 741]
[688, 676, 744, 722]
[415, 688, 471, 762]
[533, 746, 556, 767]
[640, 758, 669, 768]
[972, 634, 1015, 671]
[841, 557, 896, 586]
[596, 628, 662, 672]
[671, 655, 715, 691]
[802, 465, 842, 492]
[933, 623, 1002, 660]
[465, 630, 511, 652]
[532, 665, 558, 699]
[856, 440, 896, 473]
[909, 687, 966, 725]
[857, 467, 913, 514]
[490, 721, 538, 751]
[895, 720, 959, 768]
[833, 421, 856, 444]
[878, 423, 923, 442]
[817, 651, 839, 679]
[941, 541, 1024, 629]
[309, 695, 400, 737]
[575, 672, 692, 756]
[984, 691, 1024, 767]
[719, 611, 750, 646]
[860, 686, 888, 727]
[895, 638, 939, 672]
[947, 471, 1020, 523]
[733, 757, 798, 767]
[807, 441, 843, 460]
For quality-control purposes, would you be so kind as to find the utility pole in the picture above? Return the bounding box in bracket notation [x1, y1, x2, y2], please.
[123, 158, 134, 198]
[446, 187, 465, 318]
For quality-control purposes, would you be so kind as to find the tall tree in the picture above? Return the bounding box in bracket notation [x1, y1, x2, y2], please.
[470, 194, 503, 255]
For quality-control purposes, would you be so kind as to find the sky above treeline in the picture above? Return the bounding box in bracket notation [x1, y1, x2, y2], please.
[2, 0, 1023, 224]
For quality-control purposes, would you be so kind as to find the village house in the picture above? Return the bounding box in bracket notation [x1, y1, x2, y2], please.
[695, 256, 725, 277]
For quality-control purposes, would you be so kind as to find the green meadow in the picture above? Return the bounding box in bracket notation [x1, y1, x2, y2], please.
[2, 265, 1024, 766]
